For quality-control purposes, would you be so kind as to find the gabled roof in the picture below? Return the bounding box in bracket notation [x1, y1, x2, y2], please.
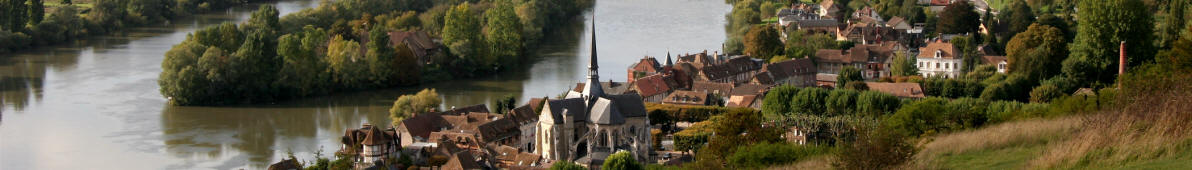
[544, 98, 587, 124]
[981, 55, 1006, 64]
[731, 84, 773, 96]
[692, 81, 734, 95]
[574, 82, 632, 95]
[477, 118, 519, 143]
[443, 151, 484, 170]
[796, 19, 839, 28]
[440, 104, 490, 115]
[753, 72, 776, 85]
[633, 74, 675, 97]
[864, 82, 925, 98]
[605, 94, 648, 117]
[362, 126, 392, 145]
[630, 57, 663, 74]
[398, 112, 449, 139]
[918, 41, 957, 59]
[764, 58, 816, 80]
[698, 56, 762, 81]
[886, 16, 907, 28]
[662, 90, 709, 105]
[726, 95, 759, 108]
[588, 98, 625, 125]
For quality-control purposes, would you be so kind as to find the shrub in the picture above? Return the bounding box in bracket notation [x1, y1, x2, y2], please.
[727, 143, 831, 168]
[1029, 84, 1064, 103]
[886, 97, 949, 137]
[603, 151, 643, 170]
[834, 127, 916, 169]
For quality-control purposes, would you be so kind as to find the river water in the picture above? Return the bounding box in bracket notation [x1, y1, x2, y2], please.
[0, 0, 728, 169]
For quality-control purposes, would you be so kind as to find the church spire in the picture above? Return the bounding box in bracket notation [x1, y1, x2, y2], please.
[582, 14, 604, 99]
[665, 50, 673, 66]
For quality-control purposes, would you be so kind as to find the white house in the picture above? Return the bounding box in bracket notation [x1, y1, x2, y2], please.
[917, 41, 963, 78]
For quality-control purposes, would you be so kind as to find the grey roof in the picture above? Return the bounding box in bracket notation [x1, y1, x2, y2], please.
[545, 98, 588, 124]
[797, 19, 839, 28]
[588, 98, 625, 125]
[606, 94, 647, 117]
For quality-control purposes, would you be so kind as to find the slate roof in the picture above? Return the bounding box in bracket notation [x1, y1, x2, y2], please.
[606, 94, 648, 117]
[698, 56, 762, 81]
[763, 58, 816, 80]
[796, 19, 840, 28]
[544, 98, 587, 124]
[589, 98, 626, 124]
[574, 82, 632, 95]
[692, 81, 734, 96]
[753, 72, 775, 85]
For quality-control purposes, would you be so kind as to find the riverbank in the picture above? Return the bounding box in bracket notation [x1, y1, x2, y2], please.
[158, 0, 593, 105]
[0, 0, 283, 54]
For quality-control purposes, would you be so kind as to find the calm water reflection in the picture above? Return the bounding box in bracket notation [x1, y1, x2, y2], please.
[0, 0, 728, 169]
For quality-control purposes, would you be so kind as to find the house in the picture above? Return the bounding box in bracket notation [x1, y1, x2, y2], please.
[395, 112, 449, 147]
[864, 82, 926, 98]
[628, 56, 666, 83]
[537, 25, 653, 165]
[726, 95, 761, 109]
[662, 90, 710, 106]
[917, 40, 964, 78]
[490, 145, 543, 168]
[631, 74, 679, 103]
[695, 56, 763, 83]
[691, 81, 734, 97]
[794, 19, 840, 35]
[508, 99, 544, 151]
[816, 73, 838, 88]
[441, 151, 484, 170]
[388, 31, 438, 65]
[752, 58, 817, 87]
[885, 16, 911, 30]
[731, 84, 773, 97]
[340, 124, 402, 165]
[982, 55, 1008, 73]
[836, 22, 899, 44]
[814, 43, 898, 79]
[818, 0, 839, 18]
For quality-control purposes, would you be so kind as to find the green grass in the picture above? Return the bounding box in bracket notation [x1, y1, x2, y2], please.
[938, 144, 1043, 170]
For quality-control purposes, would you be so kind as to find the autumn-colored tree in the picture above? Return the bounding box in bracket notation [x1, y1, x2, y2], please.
[743, 25, 783, 60]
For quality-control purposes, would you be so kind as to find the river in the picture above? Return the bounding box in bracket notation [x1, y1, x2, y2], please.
[0, 0, 729, 169]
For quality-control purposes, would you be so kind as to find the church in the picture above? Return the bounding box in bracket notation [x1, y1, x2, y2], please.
[534, 18, 653, 167]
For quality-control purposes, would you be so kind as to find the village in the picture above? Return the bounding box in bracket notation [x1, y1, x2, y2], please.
[258, 0, 1035, 169]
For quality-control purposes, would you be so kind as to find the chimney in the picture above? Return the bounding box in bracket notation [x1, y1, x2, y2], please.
[1119, 41, 1126, 76]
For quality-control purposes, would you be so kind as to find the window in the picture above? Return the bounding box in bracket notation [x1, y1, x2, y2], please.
[954, 63, 958, 69]
[945, 63, 949, 69]
[936, 62, 939, 68]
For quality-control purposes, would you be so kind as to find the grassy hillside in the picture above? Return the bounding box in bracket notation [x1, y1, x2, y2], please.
[773, 70, 1192, 170]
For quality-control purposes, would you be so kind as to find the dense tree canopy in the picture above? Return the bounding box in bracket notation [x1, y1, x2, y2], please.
[744, 25, 783, 60]
[602, 151, 643, 170]
[1064, 0, 1154, 86]
[889, 52, 919, 76]
[837, 67, 864, 88]
[936, 1, 980, 34]
[390, 88, 442, 124]
[1006, 24, 1067, 81]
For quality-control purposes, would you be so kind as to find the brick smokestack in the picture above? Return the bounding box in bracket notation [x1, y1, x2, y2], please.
[1119, 41, 1126, 76]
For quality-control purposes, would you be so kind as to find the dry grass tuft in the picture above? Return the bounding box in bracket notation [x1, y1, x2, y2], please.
[907, 116, 1083, 169]
[768, 156, 834, 170]
[1028, 83, 1192, 168]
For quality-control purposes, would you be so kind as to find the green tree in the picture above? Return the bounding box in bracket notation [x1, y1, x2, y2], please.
[886, 97, 949, 137]
[826, 89, 860, 115]
[791, 87, 829, 115]
[485, 0, 524, 68]
[1006, 24, 1067, 81]
[889, 51, 919, 76]
[762, 85, 800, 118]
[837, 67, 863, 88]
[28, 0, 43, 24]
[3, 0, 29, 30]
[442, 2, 485, 66]
[936, 1, 980, 34]
[743, 25, 782, 60]
[390, 88, 442, 124]
[856, 91, 901, 116]
[998, 0, 1035, 41]
[550, 161, 586, 170]
[326, 35, 368, 89]
[602, 151, 643, 170]
[276, 26, 329, 97]
[1156, 0, 1188, 49]
[365, 26, 397, 87]
[1065, 0, 1154, 86]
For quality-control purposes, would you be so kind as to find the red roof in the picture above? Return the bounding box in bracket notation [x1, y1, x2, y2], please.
[633, 74, 675, 97]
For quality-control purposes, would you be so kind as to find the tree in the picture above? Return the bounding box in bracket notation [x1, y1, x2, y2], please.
[856, 91, 901, 116]
[743, 25, 783, 60]
[762, 85, 801, 118]
[1157, 26, 1192, 70]
[366, 26, 397, 86]
[889, 51, 919, 76]
[998, 0, 1035, 41]
[1156, 0, 1188, 49]
[602, 151, 643, 170]
[443, 2, 485, 65]
[550, 161, 586, 170]
[3, 0, 29, 30]
[485, 0, 524, 69]
[936, 1, 980, 34]
[837, 67, 863, 88]
[1065, 0, 1154, 86]
[826, 89, 860, 115]
[791, 87, 829, 115]
[492, 94, 517, 114]
[390, 88, 442, 124]
[886, 97, 948, 136]
[326, 35, 368, 89]
[834, 126, 916, 169]
[1029, 84, 1063, 103]
[1006, 24, 1067, 81]
[28, 0, 43, 24]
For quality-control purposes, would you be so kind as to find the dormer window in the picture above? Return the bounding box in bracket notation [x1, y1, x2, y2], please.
[935, 50, 942, 58]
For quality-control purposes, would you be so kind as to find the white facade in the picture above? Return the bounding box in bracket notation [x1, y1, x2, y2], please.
[917, 50, 963, 78]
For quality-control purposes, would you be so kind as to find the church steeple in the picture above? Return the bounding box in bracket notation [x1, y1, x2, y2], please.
[665, 50, 673, 66]
[582, 15, 604, 100]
